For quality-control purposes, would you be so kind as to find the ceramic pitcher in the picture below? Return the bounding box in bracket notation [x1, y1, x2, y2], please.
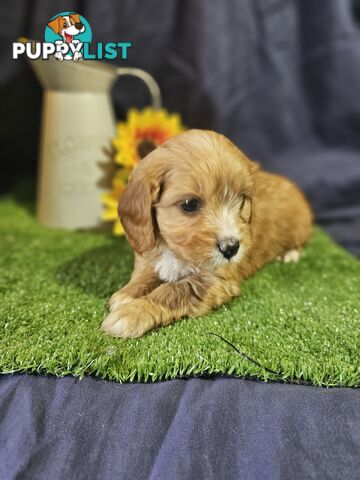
[30, 57, 161, 229]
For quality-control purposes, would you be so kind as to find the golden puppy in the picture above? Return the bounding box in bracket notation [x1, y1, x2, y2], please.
[101, 130, 312, 338]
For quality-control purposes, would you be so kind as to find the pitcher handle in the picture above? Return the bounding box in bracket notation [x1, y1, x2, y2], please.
[117, 68, 162, 109]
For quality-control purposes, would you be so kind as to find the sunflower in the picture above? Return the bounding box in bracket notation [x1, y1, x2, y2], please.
[113, 108, 184, 168]
[101, 107, 185, 235]
[100, 169, 130, 235]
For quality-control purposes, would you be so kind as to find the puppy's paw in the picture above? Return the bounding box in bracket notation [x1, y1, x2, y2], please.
[101, 299, 156, 338]
[108, 291, 133, 311]
[277, 249, 301, 263]
[73, 51, 82, 62]
[54, 51, 64, 61]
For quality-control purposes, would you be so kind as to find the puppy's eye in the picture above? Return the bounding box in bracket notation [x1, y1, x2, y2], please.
[180, 198, 200, 213]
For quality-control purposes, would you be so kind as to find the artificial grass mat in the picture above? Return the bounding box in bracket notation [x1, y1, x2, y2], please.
[0, 194, 359, 387]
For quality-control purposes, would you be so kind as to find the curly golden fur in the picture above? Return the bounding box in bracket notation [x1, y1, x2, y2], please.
[101, 130, 313, 338]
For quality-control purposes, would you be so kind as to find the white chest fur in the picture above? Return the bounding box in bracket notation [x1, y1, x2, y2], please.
[154, 248, 198, 283]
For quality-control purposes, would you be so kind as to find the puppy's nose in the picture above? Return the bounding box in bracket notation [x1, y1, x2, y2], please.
[217, 238, 240, 259]
[75, 22, 83, 30]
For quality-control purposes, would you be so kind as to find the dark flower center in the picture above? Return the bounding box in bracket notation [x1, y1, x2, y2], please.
[137, 139, 157, 159]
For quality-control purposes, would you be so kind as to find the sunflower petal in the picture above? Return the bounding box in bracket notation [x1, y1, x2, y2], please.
[113, 219, 125, 235]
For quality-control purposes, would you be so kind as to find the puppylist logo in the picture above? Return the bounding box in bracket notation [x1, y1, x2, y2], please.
[13, 12, 132, 62]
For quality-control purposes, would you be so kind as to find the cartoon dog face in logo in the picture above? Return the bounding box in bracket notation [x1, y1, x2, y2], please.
[47, 13, 85, 61]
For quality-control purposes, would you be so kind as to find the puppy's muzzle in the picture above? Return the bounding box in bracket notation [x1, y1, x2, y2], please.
[217, 238, 240, 259]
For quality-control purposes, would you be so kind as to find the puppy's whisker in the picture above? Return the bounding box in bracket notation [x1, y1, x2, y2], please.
[208, 331, 280, 376]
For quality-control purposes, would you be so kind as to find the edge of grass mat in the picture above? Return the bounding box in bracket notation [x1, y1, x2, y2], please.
[0, 196, 359, 387]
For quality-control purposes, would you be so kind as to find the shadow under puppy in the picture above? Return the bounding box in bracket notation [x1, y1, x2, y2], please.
[101, 130, 312, 338]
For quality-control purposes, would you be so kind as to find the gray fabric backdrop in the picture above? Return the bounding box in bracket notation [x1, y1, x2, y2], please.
[1, 375, 360, 480]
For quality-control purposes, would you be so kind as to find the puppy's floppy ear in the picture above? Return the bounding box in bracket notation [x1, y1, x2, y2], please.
[118, 153, 167, 254]
[47, 16, 63, 35]
[70, 13, 81, 24]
